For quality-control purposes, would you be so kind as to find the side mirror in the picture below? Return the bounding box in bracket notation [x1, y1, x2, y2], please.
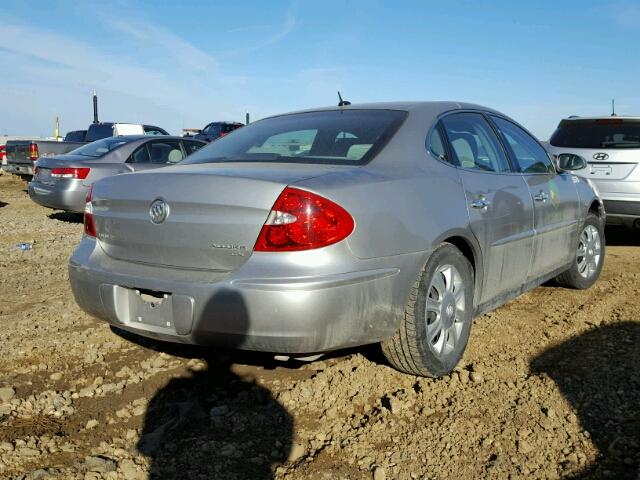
[557, 153, 587, 171]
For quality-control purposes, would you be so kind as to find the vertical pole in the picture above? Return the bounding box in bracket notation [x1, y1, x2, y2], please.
[93, 91, 99, 124]
[245, 113, 250, 125]
[55, 116, 60, 140]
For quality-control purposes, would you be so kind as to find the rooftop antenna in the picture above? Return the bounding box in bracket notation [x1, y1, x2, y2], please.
[338, 91, 351, 107]
[611, 99, 616, 117]
[93, 91, 99, 124]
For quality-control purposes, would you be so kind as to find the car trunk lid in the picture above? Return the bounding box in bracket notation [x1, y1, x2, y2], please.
[91, 162, 350, 272]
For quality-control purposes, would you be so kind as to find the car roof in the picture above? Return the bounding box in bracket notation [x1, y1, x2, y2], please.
[561, 116, 640, 121]
[108, 135, 199, 141]
[265, 101, 502, 119]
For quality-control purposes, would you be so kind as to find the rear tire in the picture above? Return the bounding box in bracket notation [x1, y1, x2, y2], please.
[554, 213, 605, 289]
[381, 243, 474, 377]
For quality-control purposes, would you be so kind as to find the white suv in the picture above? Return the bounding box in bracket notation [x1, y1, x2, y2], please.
[547, 116, 640, 230]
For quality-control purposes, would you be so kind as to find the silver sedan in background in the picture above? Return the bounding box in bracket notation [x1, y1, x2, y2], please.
[28, 136, 206, 212]
[69, 102, 604, 377]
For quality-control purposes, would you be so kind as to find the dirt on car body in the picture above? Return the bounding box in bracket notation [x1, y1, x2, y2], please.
[0, 172, 638, 479]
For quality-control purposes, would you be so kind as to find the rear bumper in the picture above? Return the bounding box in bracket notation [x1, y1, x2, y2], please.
[69, 238, 422, 354]
[28, 180, 87, 212]
[8, 163, 34, 176]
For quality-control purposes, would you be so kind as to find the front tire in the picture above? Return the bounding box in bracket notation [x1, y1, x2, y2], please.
[554, 213, 605, 289]
[382, 243, 474, 377]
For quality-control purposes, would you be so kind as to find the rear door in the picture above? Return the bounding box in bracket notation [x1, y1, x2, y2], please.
[490, 116, 580, 280]
[439, 112, 535, 304]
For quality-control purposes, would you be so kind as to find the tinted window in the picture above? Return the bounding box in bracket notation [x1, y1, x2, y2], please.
[64, 130, 86, 142]
[204, 124, 221, 136]
[130, 145, 150, 163]
[183, 140, 205, 155]
[492, 116, 555, 174]
[85, 124, 114, 142]
[441, 113, 511, 172]
[429, 125, 447, 160]
[221, 124, 242, 133]
[183, 110, 407, 165]
[550, 118, 640, 149]
[68, 137, 130, 158]
[144, 126, 168, 136]
[148, 140, 185, 164]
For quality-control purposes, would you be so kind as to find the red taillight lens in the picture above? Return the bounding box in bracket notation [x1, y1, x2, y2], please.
[28, 143, 39, 161]
[0, 146, 5, 160]
[51, 167, 90, 179]
[254, 187, 354, 251]
[84, 185, 96, 237]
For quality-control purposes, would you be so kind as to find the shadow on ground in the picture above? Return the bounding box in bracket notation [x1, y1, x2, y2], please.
[48, 211, 83, 223]
[605, 226, 640, 247]
[111, 290, 294, 479]
[0, 201, 7, 208]
[531, 322, 640, 479]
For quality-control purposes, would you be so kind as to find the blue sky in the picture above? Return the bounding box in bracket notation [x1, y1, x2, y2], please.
[1, 0, 638, 139]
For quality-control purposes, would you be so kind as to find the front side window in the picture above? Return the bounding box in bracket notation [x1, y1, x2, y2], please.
[441, 113, 511, 173]
[491, 116, 555, 174]
[183, 110, 407, 165]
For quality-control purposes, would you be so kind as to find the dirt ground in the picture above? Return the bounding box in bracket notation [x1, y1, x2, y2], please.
[0, 171, 638, 480]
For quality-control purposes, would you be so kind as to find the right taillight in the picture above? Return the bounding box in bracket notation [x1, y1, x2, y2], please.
[254, 187, 354, 251]
[28, 143, 39, 161]
[84, 185, 96, 237]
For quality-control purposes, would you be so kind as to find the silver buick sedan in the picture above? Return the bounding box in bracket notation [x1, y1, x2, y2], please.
[29, 136, 206, 213]
[69, 102, 604, 377]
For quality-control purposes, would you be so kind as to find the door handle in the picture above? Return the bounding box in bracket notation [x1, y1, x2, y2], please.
[470, 197, 491, 210]
[534, 191, 549, 203]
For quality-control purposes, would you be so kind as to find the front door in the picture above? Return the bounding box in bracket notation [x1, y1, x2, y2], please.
[490, 116, 580, 280]
[439, 112, 535, 304]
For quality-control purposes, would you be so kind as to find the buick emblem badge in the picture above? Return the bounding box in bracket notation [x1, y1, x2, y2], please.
[593, 152, 609, 161]
[149, 198, 169, 224]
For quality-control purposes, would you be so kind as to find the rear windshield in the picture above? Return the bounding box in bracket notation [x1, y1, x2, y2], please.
[550, 119, 640, 149]
[85, 124, 114, 142]
[183, 110, 407, 165]
[68, 137, 131, 158]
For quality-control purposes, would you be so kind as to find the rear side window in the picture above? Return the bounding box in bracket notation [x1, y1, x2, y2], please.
[148, 140, 185, 164]
[130, 145, 151, 163]
[441, 113, 511, 173]
[550, 119, 640, 149]
[428, 125, 447, 161]
[182, 110, 407, 165]
[491, 116, 555, 174]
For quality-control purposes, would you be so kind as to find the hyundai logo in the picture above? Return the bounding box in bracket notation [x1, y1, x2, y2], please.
[149, 198, 169, 224]
[593, 152, 609, 161]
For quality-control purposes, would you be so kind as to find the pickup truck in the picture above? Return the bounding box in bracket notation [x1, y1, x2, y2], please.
[4, 123, 168, 176]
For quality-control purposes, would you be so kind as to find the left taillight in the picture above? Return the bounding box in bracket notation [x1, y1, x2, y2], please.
[28, 142, 39, 161]
[84, 185, 96, 237]
[0, 145, 5, 160]
[51, 167, 90, 179]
